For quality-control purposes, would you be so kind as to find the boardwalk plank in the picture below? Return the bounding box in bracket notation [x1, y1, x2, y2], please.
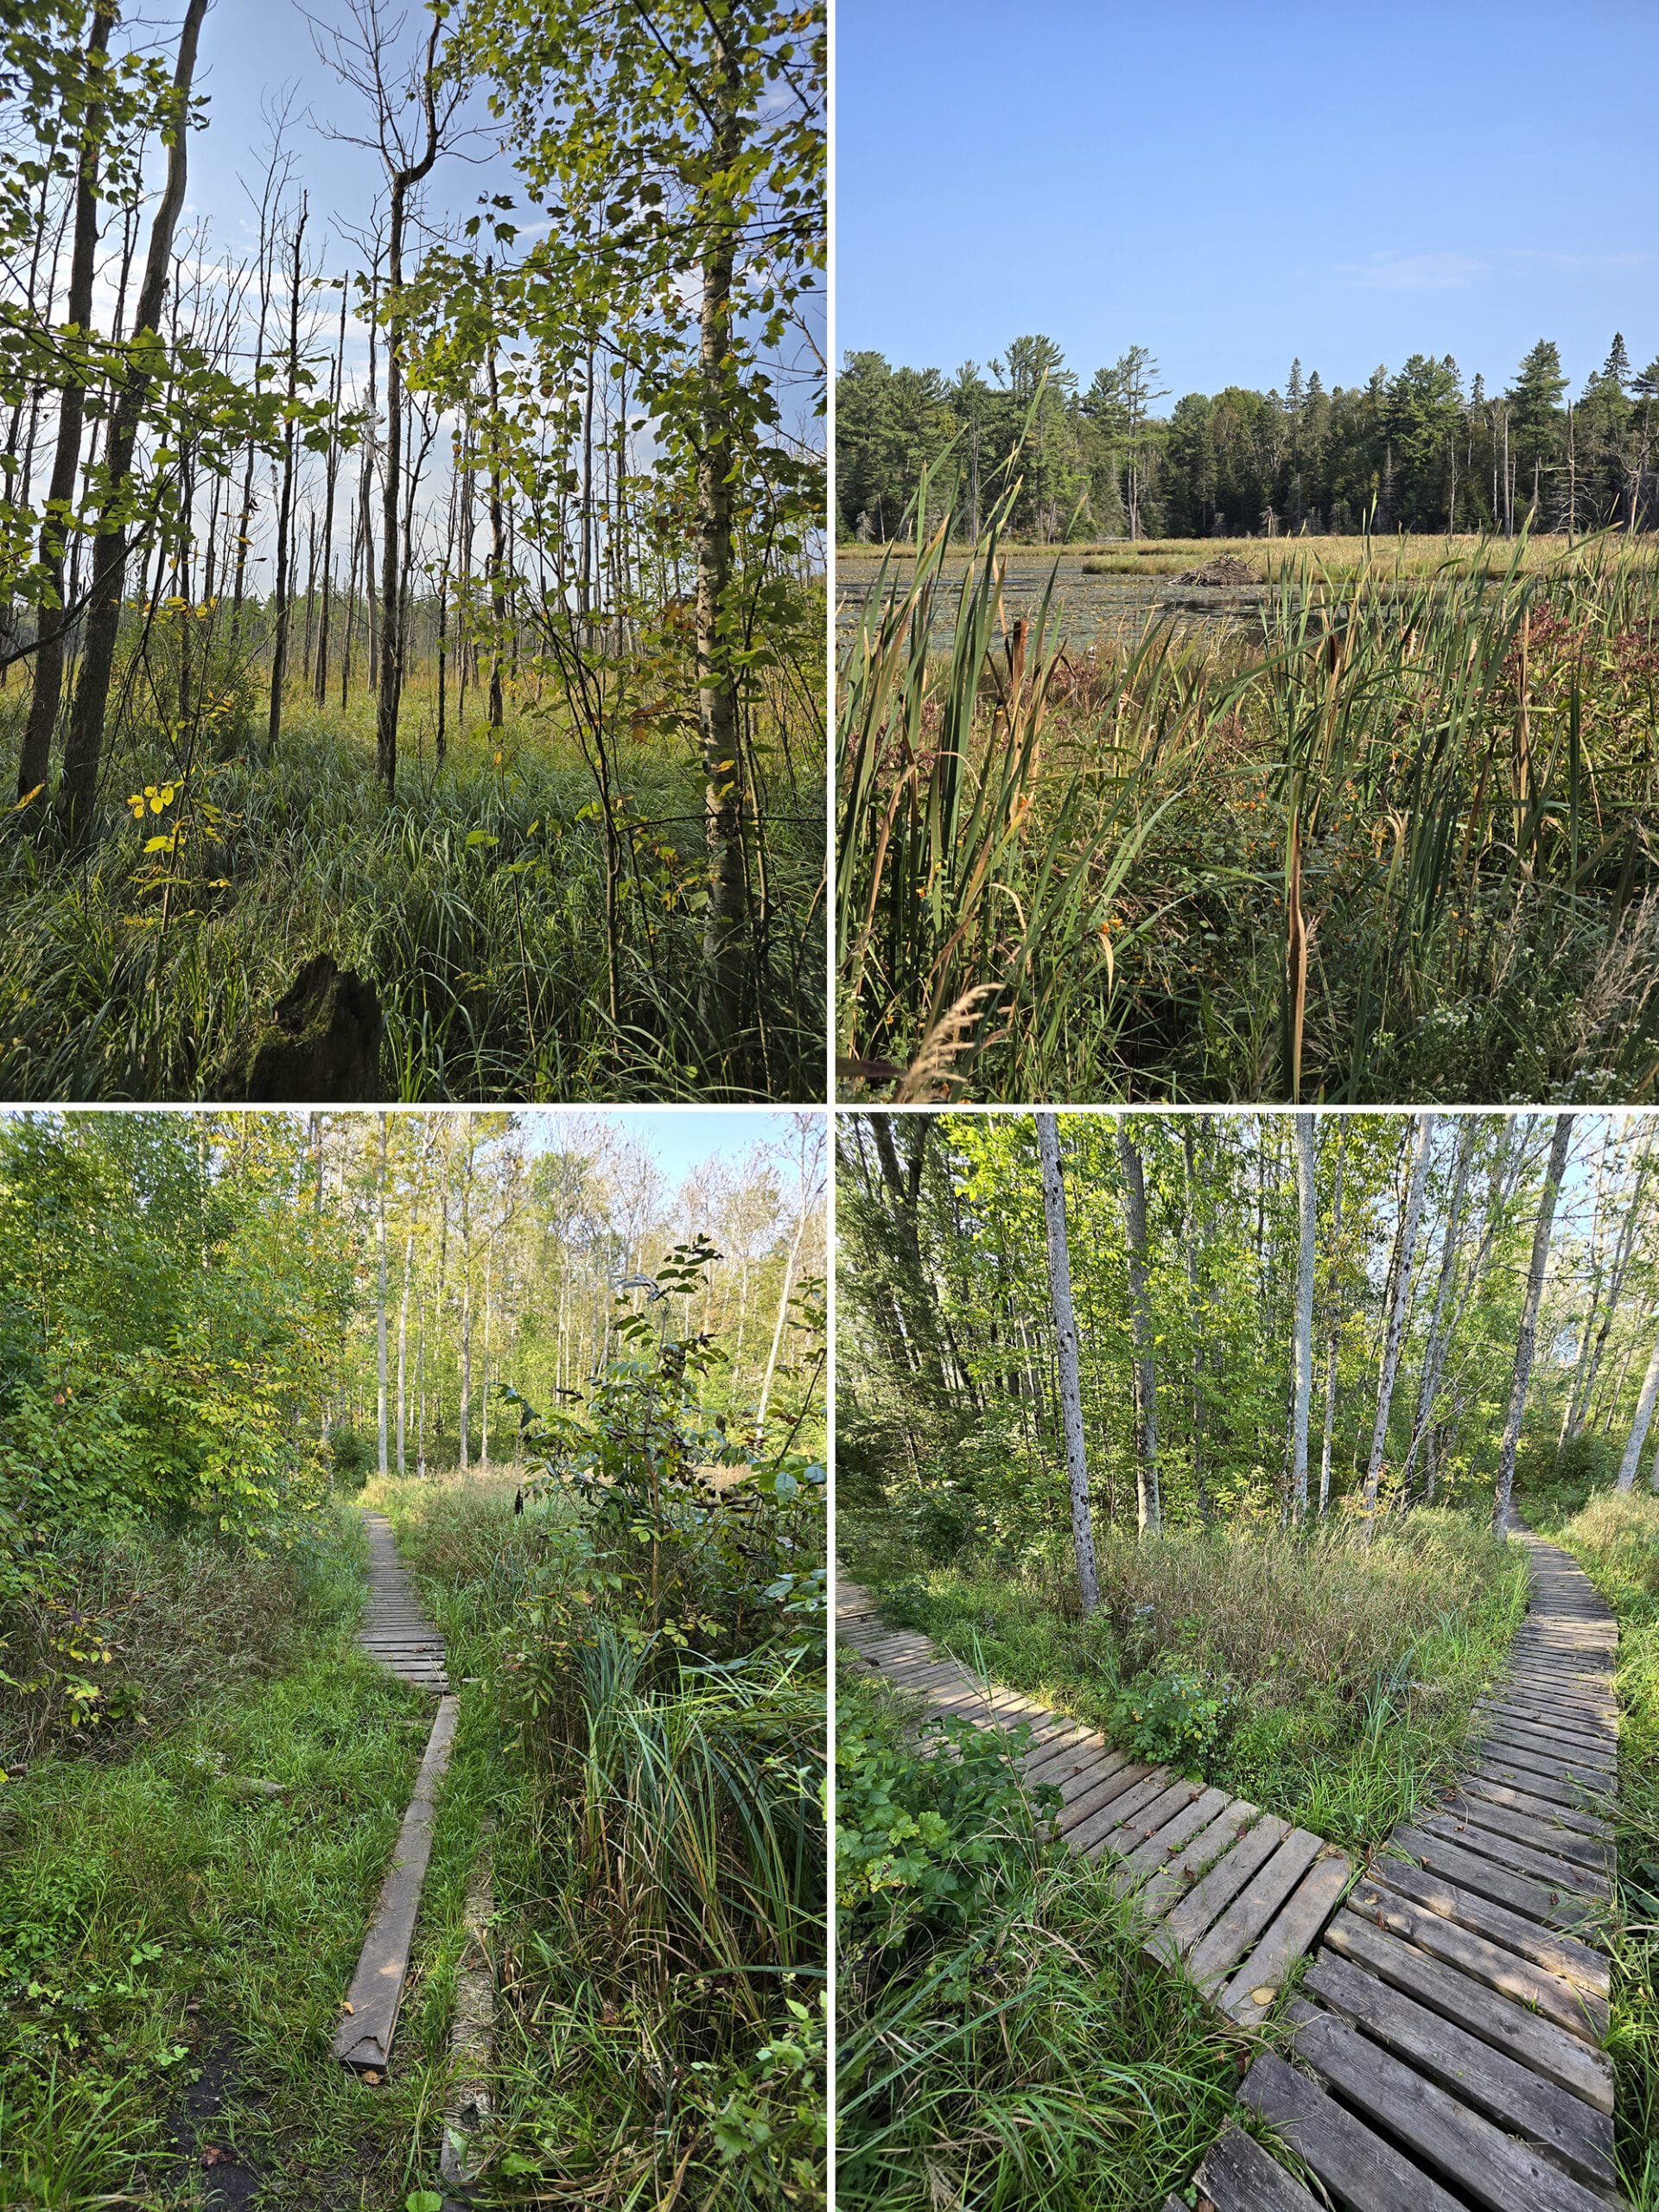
[1322, 1906, 1614, 2107]
[1297, 1960, 1617, 2193]
[1285, 1997, 1614, 2212]
[1152, 1816, 1290, 1963]
[1344, 1877, 1609, 2045]
[1220, 1851, 1351, 2027]
[1239, 2047, 1466, 2212]
[1190, 2121, 1324, 2211]
[1187, 1828, 1324, 1989]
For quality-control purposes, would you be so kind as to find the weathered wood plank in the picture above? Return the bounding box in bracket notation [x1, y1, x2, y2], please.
[1220, 1850, 1351, 2027]
[1054, 1759, 1156, 1836]
[1111, 1786, 1232, 1892]
[1344, 1876, 1609, 2044]
[1238, 2046, 1466, 2212]
[1068, 1771, 1173, 1854]
[1135, 1799, 1261, 1924]
[334, 1694, 461, 2071]
[1323, 1905, 1614, 2107]
[1460, 1772, 1613, 1840]
[1284, 1997, 1614, 2212]
[1190, 2121, 1325, 2211]
[1440, 1789, 1614, 1872]
[1365, 1857, 1611, 1999]
[1187, 1828, 1325, 1990]
[1389, 1824, 1600, 1932]
[1298, 1956, 1616, 2192]
[1152, 1815, 1290, 1962]
[1416, 1811, 1612, 1901]
[1090, 1777, 1207, 1858]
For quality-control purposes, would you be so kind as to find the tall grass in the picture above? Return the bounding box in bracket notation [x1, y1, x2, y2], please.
[839, 518, 1659, 1103]
[376, 1468, 829, 2207]
[845, 1509, 1526, 1853]
[1, 690, 823, 1103]
[836, 1670, 1243, 2211]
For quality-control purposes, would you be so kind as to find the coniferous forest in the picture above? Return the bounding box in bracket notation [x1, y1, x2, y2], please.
[837, 335, 1658, 542]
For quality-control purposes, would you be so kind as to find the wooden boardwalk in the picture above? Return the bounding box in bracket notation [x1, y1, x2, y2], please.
[334, 1510, 456, 2073]
[836, 1579, 1352, 2027]
[839, 1529, 1626, 2212]
[357, 1510, 449, 1691]
[1211, 1526, 1624, 2212]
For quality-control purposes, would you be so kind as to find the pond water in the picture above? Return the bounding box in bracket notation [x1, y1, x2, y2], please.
[835, 550, 1271, 652]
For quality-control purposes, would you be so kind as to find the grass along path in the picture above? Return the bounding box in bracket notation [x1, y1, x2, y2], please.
[836, 1576, 1353, 2022]
[842, 1525, 1635, 2210]
[0, 1501, 499, 2209]
[1217, 1522, 1628, 2212]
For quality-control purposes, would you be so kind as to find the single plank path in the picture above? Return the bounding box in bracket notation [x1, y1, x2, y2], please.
[334, 1510, 459, 2074]
[839, 1524, 1626, 2212]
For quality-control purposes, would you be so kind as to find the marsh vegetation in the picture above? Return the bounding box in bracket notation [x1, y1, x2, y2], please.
[840, 508, 1659, 1103]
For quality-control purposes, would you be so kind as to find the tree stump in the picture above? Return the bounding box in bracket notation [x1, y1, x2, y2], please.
[241, 954, 383, 1101]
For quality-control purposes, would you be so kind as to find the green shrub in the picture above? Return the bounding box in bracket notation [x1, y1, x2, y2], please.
[837, 1702, 1057, 1961]
[1110, 1666, 1235, 1773]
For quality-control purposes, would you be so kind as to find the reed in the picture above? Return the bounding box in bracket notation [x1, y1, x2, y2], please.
[839, 516, 1659, 1103]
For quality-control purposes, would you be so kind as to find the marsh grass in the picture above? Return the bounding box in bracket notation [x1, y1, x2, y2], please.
[1, 682, 824, 1103]
[839, 518, 1659, 1103]
[844, 1510, 1526, 1853]
[838, 531, 1659, 581]
[0, 1508, 365, 1771]
[378, 1469, 828, 2209]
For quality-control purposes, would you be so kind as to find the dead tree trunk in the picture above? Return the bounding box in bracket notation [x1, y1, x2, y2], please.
[17, 3, 115, 801]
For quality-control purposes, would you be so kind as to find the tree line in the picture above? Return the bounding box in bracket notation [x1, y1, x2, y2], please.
[0, 1108, 826, 1562]
[838, 1112, 1659, 1580]
[836, 333, 1659, 543]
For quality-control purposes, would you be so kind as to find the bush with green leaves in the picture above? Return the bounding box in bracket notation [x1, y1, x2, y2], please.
[837, 1703, 1058, 1963]
[1109, 1665, 1236, 1773]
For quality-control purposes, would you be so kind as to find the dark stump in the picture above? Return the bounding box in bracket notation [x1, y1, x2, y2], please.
[241, 954, 384, 1102]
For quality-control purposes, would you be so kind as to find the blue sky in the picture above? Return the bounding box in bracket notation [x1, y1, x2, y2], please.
[835, 0, 1659, 403]
[518, 1109, 804, 1188]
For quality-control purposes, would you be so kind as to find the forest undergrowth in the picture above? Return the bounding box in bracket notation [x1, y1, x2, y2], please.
[2, 668, 824, 1105]
[842, 1508, 1527, 1853]
[836, 1665, 1246, 2212]
[838, 507, 1659, 1105]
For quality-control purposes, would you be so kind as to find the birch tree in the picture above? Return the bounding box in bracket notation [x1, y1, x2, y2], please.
[1116, 1121, 1160, 1534]
[1362, 1112, 1434, 1533]
[1616, 1312, 1659, 1493]
[1492, 1113, 1575, 1532]
[1290, 1113, 1318, 1520]
[1035, 1113, 1097, 1611]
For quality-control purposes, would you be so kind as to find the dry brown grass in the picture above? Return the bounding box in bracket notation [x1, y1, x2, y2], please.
[1014, 1510, 1522, 1706]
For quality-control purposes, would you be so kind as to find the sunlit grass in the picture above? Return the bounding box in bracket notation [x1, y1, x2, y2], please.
[838, 512, 1659, 1103]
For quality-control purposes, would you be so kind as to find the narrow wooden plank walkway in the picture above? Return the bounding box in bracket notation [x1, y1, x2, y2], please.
[333, 1510, 455, 2072]
[358, 1510, 449, 1692]
[1208, 1524, 1624, 2212]
[836, 1578, 1352, 2028]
